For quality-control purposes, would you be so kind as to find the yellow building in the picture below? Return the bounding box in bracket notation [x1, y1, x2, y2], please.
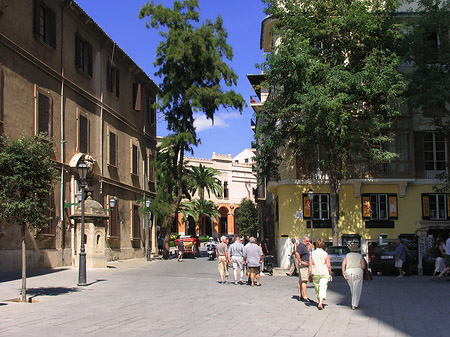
[249, 3, 450, 272]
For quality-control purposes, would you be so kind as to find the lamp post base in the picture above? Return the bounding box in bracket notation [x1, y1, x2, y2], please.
[78, 252, 87, 286]
[147, 248, 152, 261]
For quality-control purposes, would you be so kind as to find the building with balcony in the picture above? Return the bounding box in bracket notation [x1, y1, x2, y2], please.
[0, 0, 158, 272]
[175, 150, 257, 239]
[250, 1, 450, 271]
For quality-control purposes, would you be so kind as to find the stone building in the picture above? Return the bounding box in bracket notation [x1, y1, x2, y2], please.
[0, 0, 158, 272]
[176, 149, 257, 238]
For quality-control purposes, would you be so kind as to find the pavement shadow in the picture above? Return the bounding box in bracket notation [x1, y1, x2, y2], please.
[0, 268, 70, 283]
[27, 286, 80, 298]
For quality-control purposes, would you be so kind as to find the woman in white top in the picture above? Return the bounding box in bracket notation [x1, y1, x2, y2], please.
[309, 238, 331, 310]
[341, 243, 366, 310]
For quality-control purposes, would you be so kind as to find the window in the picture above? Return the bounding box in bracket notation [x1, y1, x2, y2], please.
[33, 0, 56, 48]
[132, 205, 140, 239]
[311, 194, 330, 220]
[148, 95, 155, 124]
[362, 194, 398, 220]
[131, 143, 138, 175]
[37, 93, 51, 135]
[78, 113, 88, 153]
[107, 60, 119, 97]
[75, 32, 92, 76]
[109, 199, 119, 237]
[148, 151, 155, 181]
[132, 83, 142, 111]
[422, 194, 448, 220]
[109, 131, 117, 166]
[223, 181, 229, 199]
[424, 132, 446, 171]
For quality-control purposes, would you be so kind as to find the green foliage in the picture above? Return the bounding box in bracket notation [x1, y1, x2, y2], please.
[180, 199, 220, 223]
[0, 134, 58, 230]
[401, 0, 450, 131]
[139, 1, 244, 251]
[257, 0, 407, 182]
[235, 198, 258, 237]
[186, 164, 223, 200]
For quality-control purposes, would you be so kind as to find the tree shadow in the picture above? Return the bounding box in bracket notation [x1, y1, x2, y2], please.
[27, 286, 80, 298]
[0, 268, 71, 283]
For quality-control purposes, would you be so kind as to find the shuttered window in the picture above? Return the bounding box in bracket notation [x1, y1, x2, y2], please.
[107, 60, 119, 97]
[79, 114, 88, 153]
[132, 144, 138, 175]
[422, 194, 448, 220]
[132, 205, 141, 239]
[34, 0, 56, 49]
[38, 93, 50, 135]
[424, 132, 446, 171]
[109, 131, 117, 166]
[75, 32, 92, 76]
[109, 200, 119, 237]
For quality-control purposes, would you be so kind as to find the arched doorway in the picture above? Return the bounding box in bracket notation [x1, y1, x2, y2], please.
[219, 206, 228, 237]
[233, 207, 240, 235]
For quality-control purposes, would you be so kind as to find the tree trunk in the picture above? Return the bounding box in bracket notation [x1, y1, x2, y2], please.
[21, 223, 27, 303]
[329, 177, 340, 245]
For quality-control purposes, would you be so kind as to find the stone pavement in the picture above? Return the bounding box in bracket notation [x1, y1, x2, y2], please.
[0, 257, 449, 337]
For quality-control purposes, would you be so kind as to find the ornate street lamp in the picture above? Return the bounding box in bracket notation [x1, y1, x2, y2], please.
[307, 189, 314, 244]
[109, 197, 117, 210]
[146, 199, 152, 261]
[77, 159, 88, 286]
[185, 213, 189, 236]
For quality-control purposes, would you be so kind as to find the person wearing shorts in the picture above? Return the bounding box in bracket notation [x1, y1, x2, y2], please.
[216, 236, 229, 284]
[295, 235, 312, 302]
[243, 237, 263, 287]
[228, 236, 245, 284]
[394, 238, 406, 278]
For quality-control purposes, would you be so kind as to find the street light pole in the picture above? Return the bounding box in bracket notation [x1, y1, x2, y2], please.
[146, 199, 152, 261]
[185, 213, 189, 236]
[77, 160, 88, 286]
[307, 189, 314, 244]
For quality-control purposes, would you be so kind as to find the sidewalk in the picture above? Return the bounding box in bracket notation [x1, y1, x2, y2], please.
[1, 257, 449, 337]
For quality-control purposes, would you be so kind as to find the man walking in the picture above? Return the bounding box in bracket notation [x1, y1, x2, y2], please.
[439, 230, 450, 279]
[243, 237, 263, 287]
[394, 238, 406, 278]
[216, 236, 230, 284]
[228, 236, 245, 285]
[295, 235, 312, 302]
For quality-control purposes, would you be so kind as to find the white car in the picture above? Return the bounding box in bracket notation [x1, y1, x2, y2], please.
[326, 246, 350, 274]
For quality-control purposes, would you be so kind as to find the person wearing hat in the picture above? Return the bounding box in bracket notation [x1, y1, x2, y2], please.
[341, 243, 366, 310]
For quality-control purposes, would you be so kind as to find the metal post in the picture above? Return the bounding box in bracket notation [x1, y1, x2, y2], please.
[307, 189, 314, 244]
[78, 183, 87, 286]
[147, 210, 152, 261]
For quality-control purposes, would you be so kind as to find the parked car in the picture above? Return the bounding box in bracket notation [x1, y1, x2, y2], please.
[326, 246, 350, 274]
[422, 247, 440, 275]
[370, 244, 418, 276]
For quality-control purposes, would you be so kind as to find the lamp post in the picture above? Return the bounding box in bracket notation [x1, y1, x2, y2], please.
[145, 199, 152, 261]
[185, 213, 189, 236]
[307, 189, 314, 243]
[77, 159, 88, 286]
[109, 197, 117, 211]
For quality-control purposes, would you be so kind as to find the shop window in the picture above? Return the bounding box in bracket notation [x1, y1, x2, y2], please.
[303, 194, 330, 220]
[422, 193, 448, 220]
[362, 194, 398, 220]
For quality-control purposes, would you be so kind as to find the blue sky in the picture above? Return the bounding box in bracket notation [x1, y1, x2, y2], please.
[75, 0, 267, 159]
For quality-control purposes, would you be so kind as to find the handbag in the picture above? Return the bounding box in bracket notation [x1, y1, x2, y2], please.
[363, 269, 373, 281]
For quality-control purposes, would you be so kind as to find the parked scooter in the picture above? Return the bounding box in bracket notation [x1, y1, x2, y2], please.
[207, 238, 216, 260]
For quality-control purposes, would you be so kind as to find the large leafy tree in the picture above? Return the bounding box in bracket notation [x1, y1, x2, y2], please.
[0, 134, 58, 302]
[181, 198, 220, 236]
[235, 198, 259, 238]
[403, 0, 450, 130]
[257, 0, 407, 244]
[140, 0, 244, 258]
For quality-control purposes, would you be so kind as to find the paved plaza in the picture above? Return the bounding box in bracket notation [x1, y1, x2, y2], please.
[0, 257, 449, 337]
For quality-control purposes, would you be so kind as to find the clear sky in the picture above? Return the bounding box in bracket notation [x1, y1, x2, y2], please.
[75, 0, 267, 159]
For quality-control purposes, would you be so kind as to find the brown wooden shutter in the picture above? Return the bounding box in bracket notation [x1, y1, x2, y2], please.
[38, 93, 50, 135]
[414, 131, 425, 178]
[33, 0, 41, 38]
[75, 32, 80, 69]
[87, 43, 92, 76]
[133, 83, 142, 111]
[79, 115, 88, 153]
[49, 8, 56, 49]
[115, 68, 120, 97]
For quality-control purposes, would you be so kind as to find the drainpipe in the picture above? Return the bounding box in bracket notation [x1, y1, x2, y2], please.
[59, 1, 66, 264]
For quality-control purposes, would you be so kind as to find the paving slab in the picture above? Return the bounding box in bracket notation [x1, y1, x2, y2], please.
[1, 258, 449, 336]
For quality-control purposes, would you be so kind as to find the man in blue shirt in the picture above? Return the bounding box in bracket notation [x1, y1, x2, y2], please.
[394, 238, 406, 278]
[295, 235, 312, 301]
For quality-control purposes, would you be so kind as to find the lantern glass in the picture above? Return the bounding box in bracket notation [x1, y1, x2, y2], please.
[146, 199, 151, 208]
[109, 197, 116, 209]
[307, 189, 314, 201]
[77, 160, 88, 182]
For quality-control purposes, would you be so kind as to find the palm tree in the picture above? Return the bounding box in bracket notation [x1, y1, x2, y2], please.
[181, 199, 220, 237]
[187, 164, 223, 201]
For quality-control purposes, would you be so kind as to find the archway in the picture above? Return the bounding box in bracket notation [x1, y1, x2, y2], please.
[219, 206, 228, 237]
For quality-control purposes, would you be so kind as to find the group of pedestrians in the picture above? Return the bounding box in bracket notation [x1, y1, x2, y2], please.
[216, 236, 264, 287]
[288, 235, 367, 311]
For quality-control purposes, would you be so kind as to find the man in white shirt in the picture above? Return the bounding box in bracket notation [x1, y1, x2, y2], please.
[438, 231, 450, 279]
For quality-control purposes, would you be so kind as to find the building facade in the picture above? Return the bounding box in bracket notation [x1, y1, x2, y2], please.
[176, 150, 257, 239]
[251, 1, 450, 271]
[0, 0, 158, 272]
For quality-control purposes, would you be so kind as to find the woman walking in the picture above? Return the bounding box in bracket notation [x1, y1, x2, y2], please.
[286, 238, 299, 276]
[431, 237, 446, 281]
[341, 243, 366, 310]
[309, 238, 331, 310]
